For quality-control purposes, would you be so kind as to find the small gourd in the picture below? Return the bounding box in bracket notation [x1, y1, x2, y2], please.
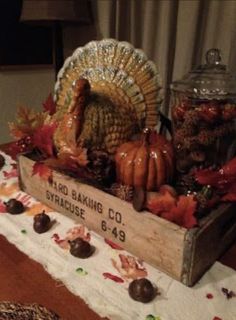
[115, 129, 174, 191]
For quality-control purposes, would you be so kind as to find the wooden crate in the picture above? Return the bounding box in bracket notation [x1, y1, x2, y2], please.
[18, 153, 236, 286]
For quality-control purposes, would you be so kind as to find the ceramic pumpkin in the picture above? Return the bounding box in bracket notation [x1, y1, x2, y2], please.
[115, 129, 174, 191]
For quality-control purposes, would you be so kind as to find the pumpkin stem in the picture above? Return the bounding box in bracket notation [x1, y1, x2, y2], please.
[142, 128, 151, 144]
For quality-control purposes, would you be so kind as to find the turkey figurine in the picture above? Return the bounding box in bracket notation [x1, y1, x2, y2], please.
[50, 40, 164, 166]
[52, 78, 136, 157]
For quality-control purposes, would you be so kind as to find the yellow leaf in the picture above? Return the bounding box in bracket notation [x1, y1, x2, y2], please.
[25, 203, 53, 216]
[0, 182, 19, 197]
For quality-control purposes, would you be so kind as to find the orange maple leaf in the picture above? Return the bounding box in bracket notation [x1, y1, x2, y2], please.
[32, 162, 52, 181]
[111, 254, 147, 280]
[32, 123, 57, 157]
[0, 182, 19, 197]
[25, 203, 52, 216]
[168, 195, 197, 229]
[146, 189, 176, 215]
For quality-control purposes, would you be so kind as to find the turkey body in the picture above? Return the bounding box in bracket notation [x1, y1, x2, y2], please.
[78, 94, 136, 154]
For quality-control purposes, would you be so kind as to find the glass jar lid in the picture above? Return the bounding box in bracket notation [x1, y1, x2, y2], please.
[171, 48, 236, 100]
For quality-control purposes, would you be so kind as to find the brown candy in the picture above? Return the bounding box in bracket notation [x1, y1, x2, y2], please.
[69, 237, 94, 258]
[128, 278, 156, 303]
[0, 154, 5, 170]
[4, 199, 24, 214]
[33, 211, 51, 234]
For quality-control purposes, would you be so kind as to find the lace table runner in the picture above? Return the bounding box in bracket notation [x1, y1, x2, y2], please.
[0, 151, 235, 320]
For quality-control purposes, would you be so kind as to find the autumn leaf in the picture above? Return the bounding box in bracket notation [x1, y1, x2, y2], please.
[0, 200, 6, 213]
[105, 238, 123, 250]
[195, 168, 222, 187]
[0, 182, 19, 197]
[43, 93, 56, 115]
[146, 189, 176, 216]
[111, 254, 147, 280]
[3, 168, 18, 179]
[32, 123, 57, 157]
[220, 179, 236, 202]
[169, 195, 197, 229]
[147, 189, 197, 229]
[8, 122, 26, 140]
[32, 162, 52, 181]
[9, 106, 45, 139]
[25, 203, 52, 216]
[195, 156, 236, 189]
[102, 272, 124, 283]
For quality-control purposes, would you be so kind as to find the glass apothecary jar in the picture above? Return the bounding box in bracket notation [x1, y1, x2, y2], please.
[171, 48, 236, 175]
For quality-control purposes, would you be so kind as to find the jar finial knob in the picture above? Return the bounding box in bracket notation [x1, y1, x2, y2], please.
[206, 48, 221, 65]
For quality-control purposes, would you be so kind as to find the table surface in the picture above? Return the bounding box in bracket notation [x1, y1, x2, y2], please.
[0, 143, 235, 320]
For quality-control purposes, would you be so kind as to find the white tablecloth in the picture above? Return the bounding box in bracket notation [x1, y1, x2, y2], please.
[0, 151, 235, 320]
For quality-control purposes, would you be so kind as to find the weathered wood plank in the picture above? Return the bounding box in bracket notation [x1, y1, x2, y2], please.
[18, 153, 236, 286]
[18, 154, 187, 281]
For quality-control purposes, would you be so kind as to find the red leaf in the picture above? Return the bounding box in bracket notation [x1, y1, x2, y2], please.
[221, 192, 236, 201]
[43, 93, 56, 115]
[169, 195, 197, 229]
[32, 162, 52, 181]
[206, 293, 214, 299]
[222, 156, 236, 177]
[146, 189, 176, 216]
[32, 124, 57, 157]
[105, 238, 123, 250]
[102, 272, 124, 283]
[195, 156, 236, 189]
[0, 200, 6, 213]
[195, 168, 222, 187]
[3, 168, 18, 179]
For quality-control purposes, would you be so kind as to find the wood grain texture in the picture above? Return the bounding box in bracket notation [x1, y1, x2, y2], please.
[183, 204, 236, 286]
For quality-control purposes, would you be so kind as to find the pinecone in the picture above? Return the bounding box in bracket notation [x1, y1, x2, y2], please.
[184, 109, 200, 125]
[109, 183, 134, 201]
[182, 121, 197, 136]
[87, 149, 116, 186]
[183, 136, 198, 150]
[174, 127, 194, 145]
[197, 130, 215, 146]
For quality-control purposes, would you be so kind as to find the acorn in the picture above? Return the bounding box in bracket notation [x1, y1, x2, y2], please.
[4, 198, 24, 214]
[128, 278, 156, 303]
[0, 154, 5, 170]
[68, 237, 94, 258]
[33, 210, 51, 234]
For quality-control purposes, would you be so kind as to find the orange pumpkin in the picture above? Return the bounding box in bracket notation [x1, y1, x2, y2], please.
[115, 129, 174, 191]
